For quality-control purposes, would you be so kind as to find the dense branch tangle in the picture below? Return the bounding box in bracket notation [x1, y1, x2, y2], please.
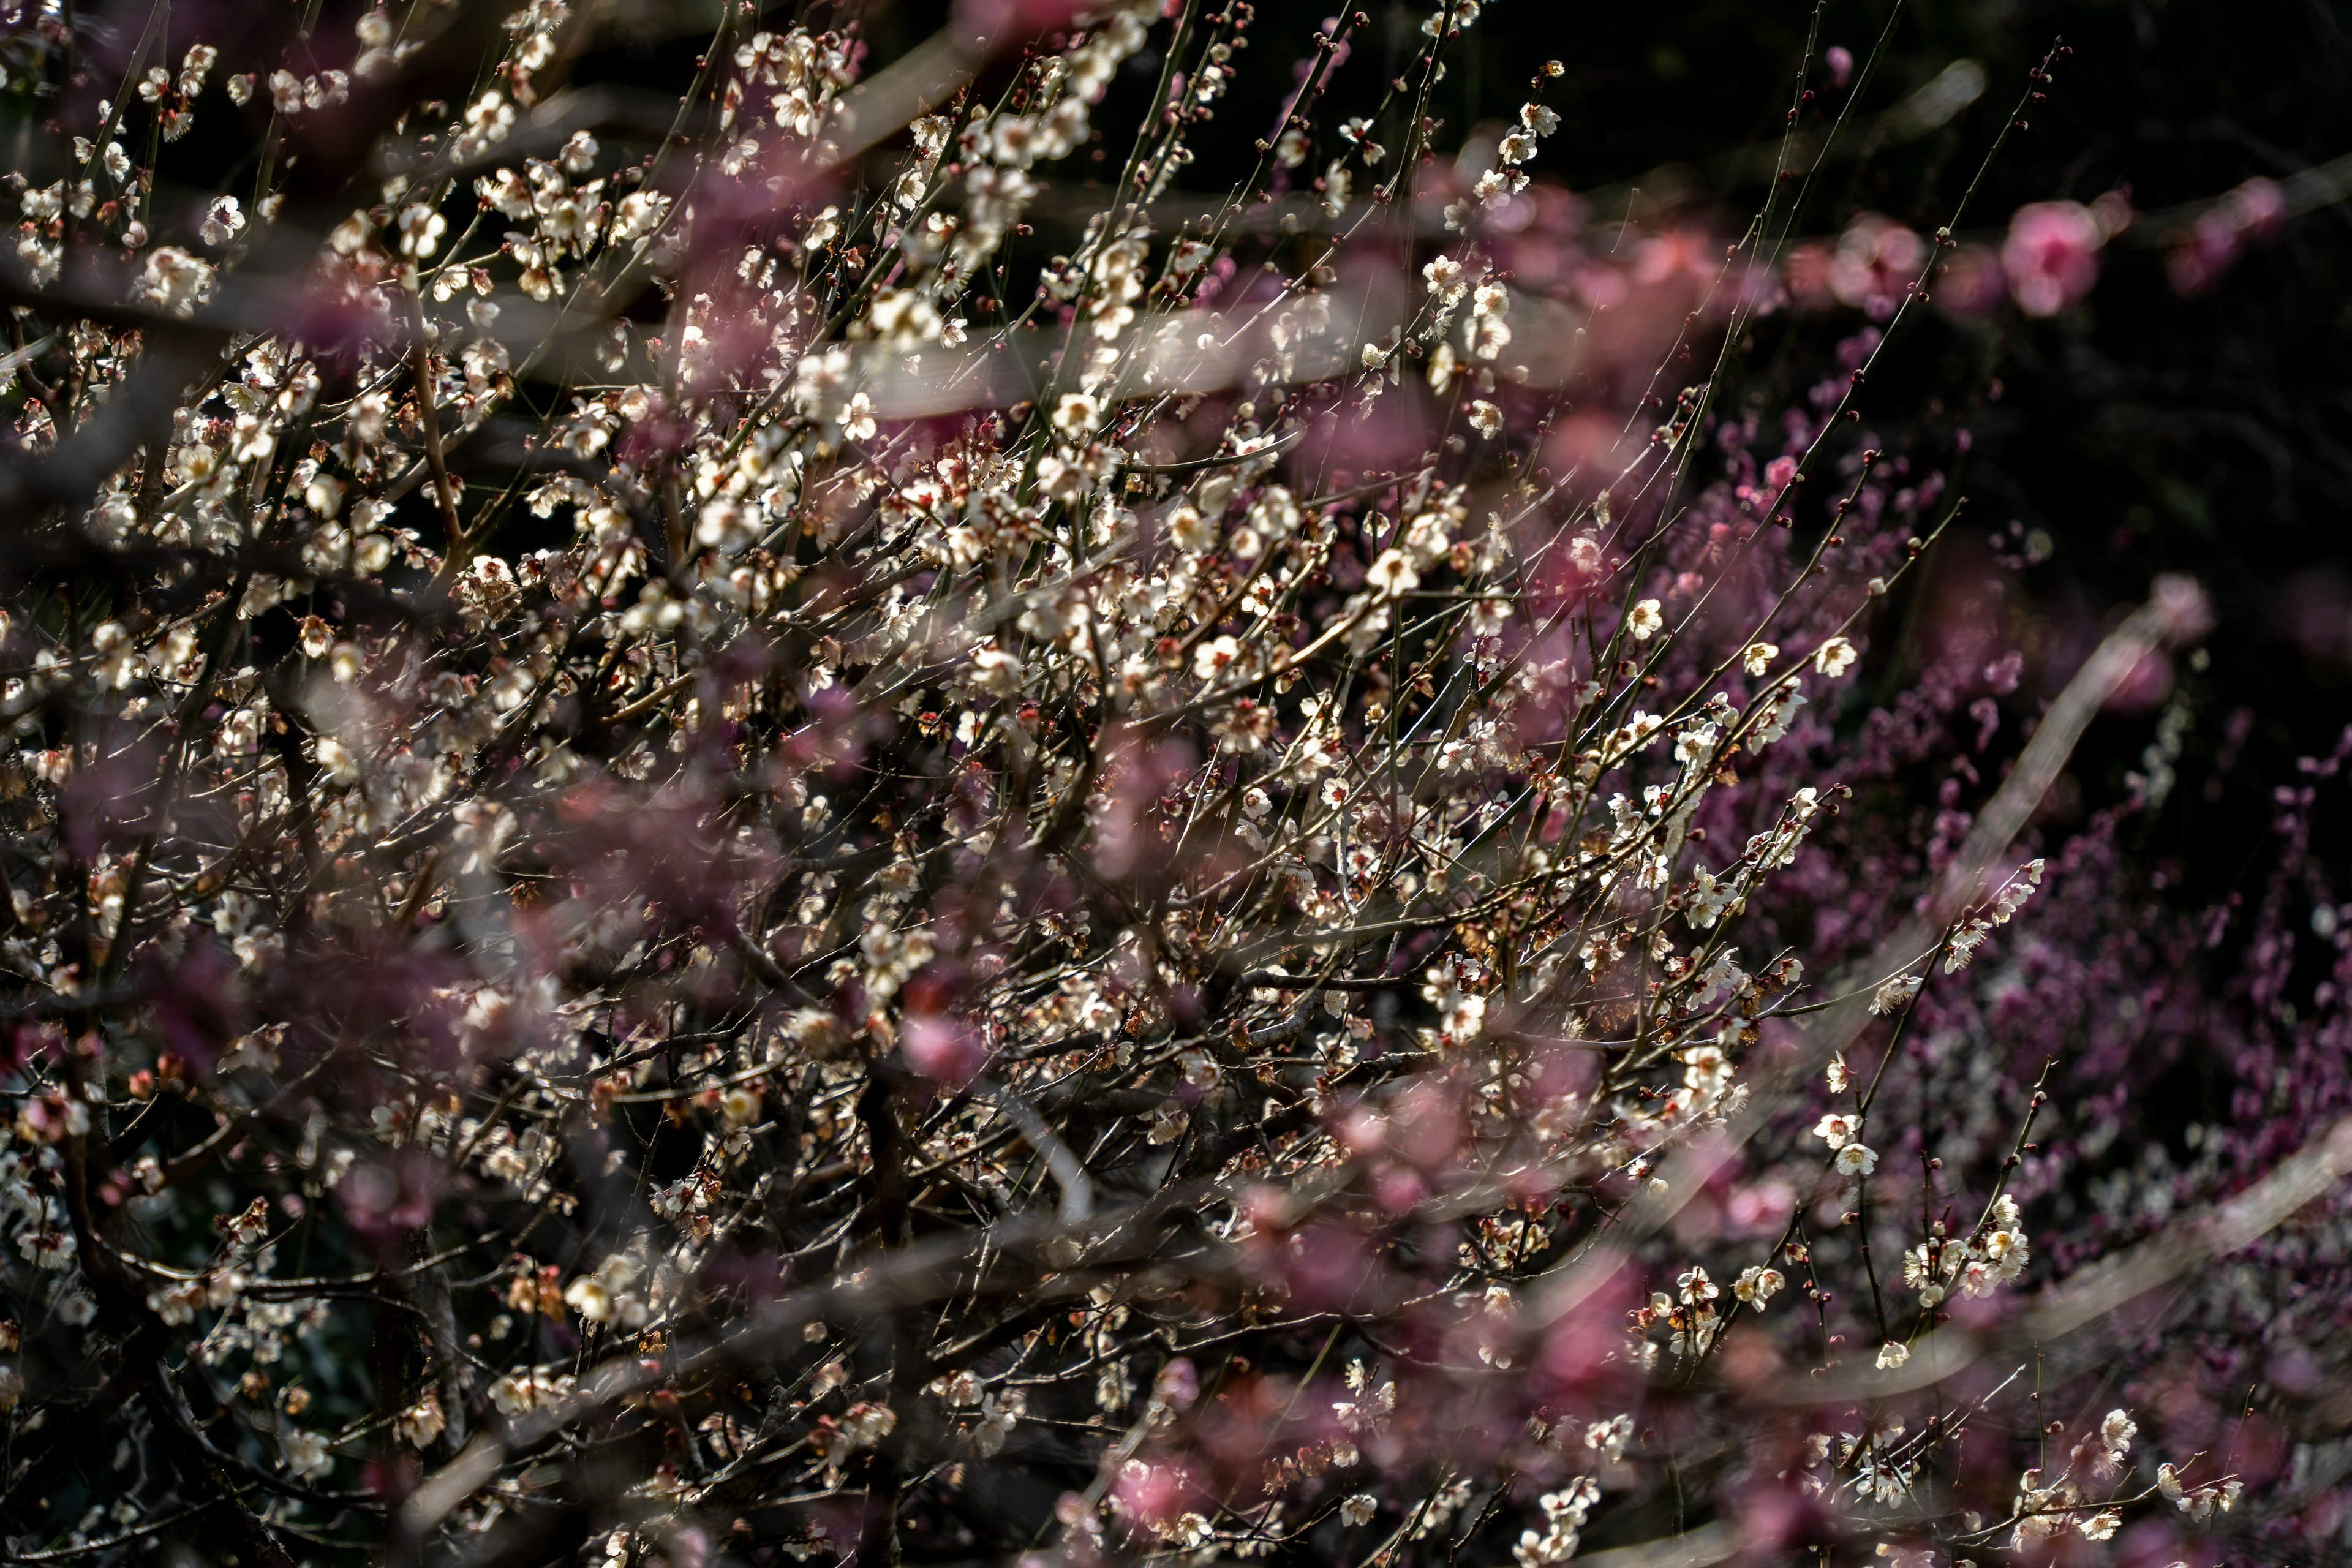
[0, 2, 2233, 1566]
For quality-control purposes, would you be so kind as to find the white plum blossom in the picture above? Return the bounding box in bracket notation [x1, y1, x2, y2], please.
[1834, 1142, 1879, 1177]
[282, 1428, 333, 1477]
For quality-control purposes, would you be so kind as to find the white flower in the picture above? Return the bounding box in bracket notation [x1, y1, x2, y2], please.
[842, 392, 875, 443]
[972, 1388, 1026, 1455]
[1626, 598, 1664, 641]
[1684, 867, 1736, 930]
[841, 1401, 898, 1449]
[398, 204, 448, 258]
[1193, 634, 1243, 681]
[1401, 509, 1452, 564]
[282, 1428, 333, 1477]
[1875, 1341, 1910, 1370]
[1751, 687, 1806, 748]
[1834, 1142, 1878, 1177]
[1813, 636, 1856, 677]
[1732, 1265, 1784, 1306]
[970, 643, 1022, 698]
[1468, 309, 1512, 358]
[1366, 548, 1419, 597]
[1870, 974, 1923, 1016]
[1812, 1112, 1858, 1150]
[1321, 159, 1352, 217]
[314, 735, 360, 786]
[89, 622, 141, 689]
[21, 1228, 76, 1270]
[1426, 341, 1458, 393]
[1340, 1494, 1378, 1526]
[1585, 1414, 1634, 1461]
[327, 209, 376, 257]
[198, 194, 245, 246]
[1741, 641, 1778, 676]
[2077, 1510, 2120, 1541]
[1468, 399, 1502, 437]
[135, 246, 216, 316]
[937, 1369, 984, 1407]
[1052, 392, 1099, 439]
[176, 42, 218, 92]
[1169, 503, 1215, 554]
[1989, 859, 2045, 924]
[394, 1391, 447, 1447]
[564, 1275, 613, 1322]
[695, 500, 758, 555]
[612, 189, 673, 243]
[489, 1366, 575, 1415]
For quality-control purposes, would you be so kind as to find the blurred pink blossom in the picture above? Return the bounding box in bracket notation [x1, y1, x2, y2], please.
[902, 1016, 987, 1085]
[1782, 239, 1834, 307]
[2226, 174, 2288, 235]
[2168, 176, 2288, 294]
[1931, 243, 2010, 319]
[1829, 214, 1925, 318]
[2002, 200, 2104, 317]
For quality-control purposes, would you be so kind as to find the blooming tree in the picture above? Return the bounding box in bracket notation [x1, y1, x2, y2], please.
[0, 2, 2340, 1567]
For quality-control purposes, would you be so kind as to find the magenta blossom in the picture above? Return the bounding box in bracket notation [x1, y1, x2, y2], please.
[1829, 214, 1926, 318]
[902, 1015, 988, 1086]
[2002, 199, 2105, 316]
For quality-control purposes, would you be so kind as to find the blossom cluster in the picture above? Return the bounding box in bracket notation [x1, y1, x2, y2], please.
[0, 4, 2328, 1567]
